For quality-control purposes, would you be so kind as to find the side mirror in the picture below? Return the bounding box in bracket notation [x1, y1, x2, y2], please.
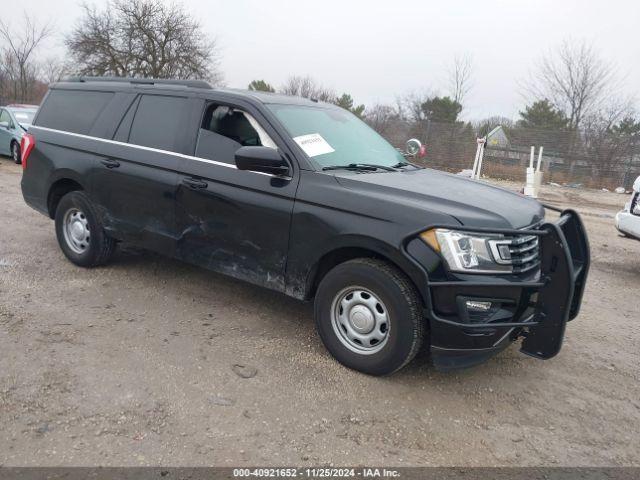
[405, 138, 421, 156]
[235, 146, 290, 177]
[405, 138, 427, 158]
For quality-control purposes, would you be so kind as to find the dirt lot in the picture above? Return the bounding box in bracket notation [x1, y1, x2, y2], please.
[0, 159, 639, 467]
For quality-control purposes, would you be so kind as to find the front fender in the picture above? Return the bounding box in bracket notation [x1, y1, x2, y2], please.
[286, 232, 431, 305]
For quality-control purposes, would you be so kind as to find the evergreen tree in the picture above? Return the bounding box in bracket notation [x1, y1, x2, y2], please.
[420, 96, 462, 123]
[334, 93, 365, 118]
[248, 79, 275, 92]
[517, 99, 569, 130]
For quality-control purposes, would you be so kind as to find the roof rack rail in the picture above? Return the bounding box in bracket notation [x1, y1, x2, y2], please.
[63, 76, 213, 89]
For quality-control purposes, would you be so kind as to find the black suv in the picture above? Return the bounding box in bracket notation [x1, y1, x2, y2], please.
[20, 77, 590, 375]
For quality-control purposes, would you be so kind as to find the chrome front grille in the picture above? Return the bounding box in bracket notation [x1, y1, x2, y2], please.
[489, 234, 541, 274]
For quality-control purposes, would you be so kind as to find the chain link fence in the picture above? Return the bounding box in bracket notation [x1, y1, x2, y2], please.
[376, 119, 640, 190]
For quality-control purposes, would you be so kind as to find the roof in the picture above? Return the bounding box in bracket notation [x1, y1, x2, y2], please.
[55, 76, 329, 107]
[217, 88, 327, 106]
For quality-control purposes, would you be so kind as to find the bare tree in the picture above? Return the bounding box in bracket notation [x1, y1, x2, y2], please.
[364, 104, 401, 136]
[398, 90, 433, 123]
[0, 13, 52, 102]
[40, 57, 72, 84]
[448, 53, 473, 106]
[582, 98, 637, 177]
[0, 51, 18, 104]
[525, 40, 615, 130]
[65, 0, 223, 84]
[279, 75, 335, 102]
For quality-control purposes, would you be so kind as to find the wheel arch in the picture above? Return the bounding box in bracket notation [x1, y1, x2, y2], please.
[302, 236, 429, 307]
[47, 176, 86, 218]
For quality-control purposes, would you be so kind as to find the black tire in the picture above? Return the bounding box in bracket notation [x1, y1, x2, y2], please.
[55, 191, 116, 267]
[11, 141, 21, 164]
[314, 258, 425, 376]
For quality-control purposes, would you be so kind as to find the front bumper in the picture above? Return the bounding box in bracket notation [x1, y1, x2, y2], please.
[615, 209, 640, 240]
[405, 207, 590, 370]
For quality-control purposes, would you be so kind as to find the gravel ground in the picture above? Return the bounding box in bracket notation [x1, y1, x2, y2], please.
[0, 159, 639, 467]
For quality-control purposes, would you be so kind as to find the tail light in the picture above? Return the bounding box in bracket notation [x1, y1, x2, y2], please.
[20, 133, 35, 170]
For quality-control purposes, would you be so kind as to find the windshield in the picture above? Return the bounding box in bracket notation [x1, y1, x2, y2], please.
[267, 104, 404, 169]
[10, 109, 36, 126]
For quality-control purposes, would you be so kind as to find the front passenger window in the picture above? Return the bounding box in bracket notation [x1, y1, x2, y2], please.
[195, 104, 277, 164]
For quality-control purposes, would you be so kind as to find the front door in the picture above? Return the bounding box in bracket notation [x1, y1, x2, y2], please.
[174, 100, 299, 292]
[0, 109, 12, 155]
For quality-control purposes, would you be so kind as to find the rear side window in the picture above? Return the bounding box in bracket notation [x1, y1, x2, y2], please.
[128, 94, 189, 153]
[113, 96, 140, 142]
[36, 89, 114, 134]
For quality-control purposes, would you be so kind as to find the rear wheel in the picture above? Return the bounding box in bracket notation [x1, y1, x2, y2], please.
[11, 141, 20, 164]
[314, 258, 425, 375]
[55, 191, 116, 267]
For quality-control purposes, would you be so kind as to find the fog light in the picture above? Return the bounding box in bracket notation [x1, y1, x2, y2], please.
[465, 300, 492, 312]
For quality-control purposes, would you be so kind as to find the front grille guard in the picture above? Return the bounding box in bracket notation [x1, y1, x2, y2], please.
[632, 192, 640, 216]
[402, 207, 590, 358]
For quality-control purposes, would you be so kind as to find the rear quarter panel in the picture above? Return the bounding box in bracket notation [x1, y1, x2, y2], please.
[21, 127, 102, 216]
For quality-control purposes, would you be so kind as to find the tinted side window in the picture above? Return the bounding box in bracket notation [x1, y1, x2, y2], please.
[113, 96, 140, 142]
[35, 89, 114, 134]
[195, 104, 277, 164]
[128, 94, 189, 152]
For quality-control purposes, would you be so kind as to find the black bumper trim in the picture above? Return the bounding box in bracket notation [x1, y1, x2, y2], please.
[403, 207, 590, 365]
[431, 332, 515, 371]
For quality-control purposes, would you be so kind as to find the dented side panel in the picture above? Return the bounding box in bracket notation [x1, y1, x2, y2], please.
[173, 95, 300, 292]
[174, 163, 297, 291]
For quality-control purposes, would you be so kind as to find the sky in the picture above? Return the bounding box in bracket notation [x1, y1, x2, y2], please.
[12, 0, 640, 121]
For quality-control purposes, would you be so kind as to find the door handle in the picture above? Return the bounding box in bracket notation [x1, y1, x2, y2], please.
[101, 159, 120, 169]
[182, 177, 208, 189]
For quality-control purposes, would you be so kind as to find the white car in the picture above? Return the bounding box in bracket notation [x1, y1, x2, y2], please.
[615, 176, 640, 239]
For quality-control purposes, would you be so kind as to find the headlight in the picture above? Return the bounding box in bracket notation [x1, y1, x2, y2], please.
[420, 228, 512, 273]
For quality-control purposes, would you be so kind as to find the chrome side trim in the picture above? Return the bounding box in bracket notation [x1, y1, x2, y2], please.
[30, 125, 289, 179]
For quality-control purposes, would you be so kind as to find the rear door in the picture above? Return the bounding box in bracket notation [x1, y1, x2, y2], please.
[174, 98, 299, 292]
[90, 93, 191, 256]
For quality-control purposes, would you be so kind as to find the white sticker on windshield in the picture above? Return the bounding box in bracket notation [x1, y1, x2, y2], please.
[15, 113, 29, 119]
[293, 133, 335, 157]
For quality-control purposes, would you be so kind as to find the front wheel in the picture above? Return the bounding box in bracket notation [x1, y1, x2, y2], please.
[11, 142, 21, 164]
[55, 191, 116, 267]
[314, 258, 425, 375]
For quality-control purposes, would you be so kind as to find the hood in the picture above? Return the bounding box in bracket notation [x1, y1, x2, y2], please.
[334, 168, 545, 229]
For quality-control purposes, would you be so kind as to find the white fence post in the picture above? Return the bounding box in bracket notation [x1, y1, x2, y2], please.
[524, 146, 536, 197]
[533, 146, 544, 197]
[536, 146, 544, 172]
[474, 138, 486, 180]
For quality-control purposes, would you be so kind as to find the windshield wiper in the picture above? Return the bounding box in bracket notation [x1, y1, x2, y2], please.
[322, 163, 397, 172]
[392, 161, 420, 169]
